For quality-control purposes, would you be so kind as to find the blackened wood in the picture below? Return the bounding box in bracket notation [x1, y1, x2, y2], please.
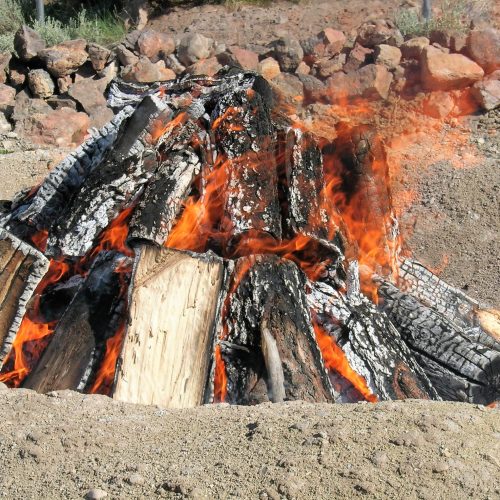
[308, 277, 439, 401]
[378, 280, 500, 405]
[22, 252, 130, 393]
[113, 246, 226, 408]
[128, 149, 201, 245]
[212, 88, 281, 242]
[46, 96, 173, 257]
[0, 228, 49, 362]
[223, 255, 334, 404]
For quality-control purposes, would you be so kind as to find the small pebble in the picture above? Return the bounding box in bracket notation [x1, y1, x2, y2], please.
[127, 473, 145, 485]
[85, 488, 108, 499]
[432, 462, 450, 473]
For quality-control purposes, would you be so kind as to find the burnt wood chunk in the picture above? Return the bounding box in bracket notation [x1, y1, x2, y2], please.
[113, 246, 226, 408]
[0, 228, 49, 361]
[378, 280, 500, 405]
[22, 252, 131, 393]
[308, 277, 439, 402]
[46, 96, 174, 257]
[128, 149, 200, 245]
[212, 87, 281, 242]
[222, 255, 334, 404]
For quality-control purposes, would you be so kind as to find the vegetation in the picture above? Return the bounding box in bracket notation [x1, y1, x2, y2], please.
[0, 0, 126, 52]
[395, 0, 488, 37]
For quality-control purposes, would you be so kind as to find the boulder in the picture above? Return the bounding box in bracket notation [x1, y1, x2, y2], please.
[258, 57, 281, 81]
[315, 53, 346, 78]
[0, 112, 11, 134]
[8, 59, 28, 88]
[422, 91, 455, 118]
[422, 46, 484, 91]
[46, 95, 78, 111]
[466, 28, 500, 74]
[400, 37, 430, 60]
[12, 89, 51, 123]
[295, 61, 311, 75]
[356, 19, 403, 48]
[164, 54, 186, 75]
[301, 29, 346, 60]
[68, 77, 109, 118]
[297, 73, 326, 101]
[0, 84, 16, 116]
[28, 69, 55, 99]
[227, 46, 259, 71]
[177, 33, 214, 67]
[0, 53, 11, 84]
[186, 57, 221, 77]
[374, 44, 402, 70]
[326, 63, 393, 101]
[14, 26, 46, 62]
[268, 36, 304, 72]
[121, 57, 176, 83]
[15, 106, 90, 148]
[38, 40, 89, 77]
[343, 43, 373, 73]
[57, 76, 72, 94]
[122, 30, 142, 51]
[115, 45, 139, 67]
[87, 43, 112, 72]
[137, 30, 175, 63]
[270, 73, 304, 106]
[471, 77, 500, 111]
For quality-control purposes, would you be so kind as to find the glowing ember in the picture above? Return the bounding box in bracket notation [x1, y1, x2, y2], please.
[213, 344, 227, 403]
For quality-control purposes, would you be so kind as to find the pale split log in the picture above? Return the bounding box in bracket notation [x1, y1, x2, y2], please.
[46, 95, 173, 257]
[113, 246, 226, 408]
[377, 280, 500, 404]
[0, 228, 49, 362]
[128, 149, 201, 245]
[22, 252, 131, 393]
[212, 86, 282, 242]
[222, 254, 335, 404]
[307, 274, 439, 401]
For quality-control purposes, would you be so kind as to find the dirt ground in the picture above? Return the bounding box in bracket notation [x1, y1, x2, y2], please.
[0, 386, 498, 499]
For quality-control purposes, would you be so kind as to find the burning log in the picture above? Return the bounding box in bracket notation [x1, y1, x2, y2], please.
[113, 246, 227, 408]
[378, 280, 500, 404]
[0, 228, 49, 361]
[23, 252, 131, 393]
[308, 264, 439, 401]
[221, 255, 334, 404]
[213, 87, 282, 244]
[128, 149, 201, 245]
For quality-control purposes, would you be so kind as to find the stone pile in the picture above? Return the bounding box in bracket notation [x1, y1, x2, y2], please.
[0, 20, 499, 148]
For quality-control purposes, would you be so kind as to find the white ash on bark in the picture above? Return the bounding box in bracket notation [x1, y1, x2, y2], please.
[22, 252, 132, 393]
[221, 254, 335, 404]
[377, 280, 500, 404]
[308, 265, 439, 402]
[0, 228, 49, 362]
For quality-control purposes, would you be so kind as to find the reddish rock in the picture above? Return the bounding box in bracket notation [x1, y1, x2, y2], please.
[15, 107, 90, 147]
[28, 69, 55, 99]
[471, 77, 500, 111]
[270, 73, 304, 106]
[177, 33, 214, 66]
[327, 64, 393, 101]
[38, 40, 89, 77]
[423, 91, 455, 118]
[422, 46, 484, 91]
[268, 36, 304, 72]
[87, 43, 111, 72]
[343, 43, 373, 73]
[57, 76, 72, 94]
[315, 53, 346, 78]
[258, 57, 281, 81]
[121, 57, 176, 83]
[0, 53, 11, 84]
[8, 59, 28, 88]
[400, 37, 430, 60]
[466, 29, 500, 74]
[228, 46, 259, 70]
[46, 95, 77, 111]
[68, 77, 108, 115]
[374, 44, 401, 70]
[187, 57, 221, 77]
[295, 61, 311, 75]
[115, 44, 139, 67]
[356, 19, 403, 48]
[0, 84, 16, 116]
[321, 28, 346, 57]
[14, 26, 46, 62]
[137, 30, 175, 63]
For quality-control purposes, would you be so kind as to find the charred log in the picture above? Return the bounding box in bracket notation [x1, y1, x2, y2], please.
[113, 246, 227, 408]
[22, 252, 131, 392]
[308, 265, 438, 401]
[0, 228, 49, 361]
[222, 255, 334, 404]
[378, 280, 500, 404]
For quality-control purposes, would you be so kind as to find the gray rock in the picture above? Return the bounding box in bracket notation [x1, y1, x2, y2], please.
[14, 26, 46, 62]
[28, 69, 55, 99]
[177, 33, 214, 66]
[87, 43, 111, 72]
[115, 45, 139, 67]
[268, 36, 304, 72]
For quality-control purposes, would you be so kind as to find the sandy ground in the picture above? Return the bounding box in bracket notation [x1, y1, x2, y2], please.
[0, 387, 498, 499]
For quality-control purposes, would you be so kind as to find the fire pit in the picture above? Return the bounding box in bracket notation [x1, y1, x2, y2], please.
[0, 70, 498, 407]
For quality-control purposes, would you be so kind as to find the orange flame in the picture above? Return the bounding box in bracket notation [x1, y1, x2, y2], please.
[313, 321, 377, 402]
[213, 344, 227, 403]
[31, 230, 48, 253]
